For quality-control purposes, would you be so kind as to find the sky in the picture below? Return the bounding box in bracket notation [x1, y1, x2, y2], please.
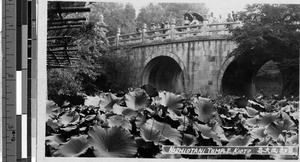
[1, 0, 300, 35]
[0, 0, 249, 33]
[128, 0, 248, 17]
[118, 0, 300, 17]
[0, 0, 299, 155]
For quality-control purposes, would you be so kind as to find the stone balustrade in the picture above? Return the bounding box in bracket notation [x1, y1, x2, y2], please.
[107, 21, 242, 46]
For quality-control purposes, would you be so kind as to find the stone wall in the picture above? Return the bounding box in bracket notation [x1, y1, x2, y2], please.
[109, 37, 236, 97]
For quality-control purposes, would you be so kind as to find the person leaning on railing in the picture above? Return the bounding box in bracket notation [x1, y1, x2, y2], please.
[160, 22, 168, 34]
[232, 11, 238, 22]
[135, 27, 142, 37]
[183, 16, 191, 26]
[148, 23, 157, 36]
[208, 12, 217, 24]
[190, 15, 200, 25]
[226, 13, 234, 28]
[165, 22, 171, 34]
[217, 14, 226, 29]
[190, 15, 200, 30]
[150, 23, 157, 30]
[179, 16, 191, 32]
[208, 12, 218, 31]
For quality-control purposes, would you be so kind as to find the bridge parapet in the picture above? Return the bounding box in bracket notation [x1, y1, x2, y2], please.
[107, 21, 241, 46]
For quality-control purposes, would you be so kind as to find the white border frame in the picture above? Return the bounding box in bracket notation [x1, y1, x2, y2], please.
[36, 0, 300, 162]
[36, 0, 47, 161]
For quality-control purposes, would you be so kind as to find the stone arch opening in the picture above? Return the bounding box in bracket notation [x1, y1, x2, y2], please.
[221, 54, 282, 97]
[142, 56, 185, 93]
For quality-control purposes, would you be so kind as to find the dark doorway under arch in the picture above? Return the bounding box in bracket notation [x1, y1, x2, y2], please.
[221, 54, 282, 97]
[254, 60, 283, 97]
[142, 56, 184, 93]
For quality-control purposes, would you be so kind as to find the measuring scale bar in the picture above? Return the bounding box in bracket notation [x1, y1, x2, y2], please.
[2, 0, 17, 162]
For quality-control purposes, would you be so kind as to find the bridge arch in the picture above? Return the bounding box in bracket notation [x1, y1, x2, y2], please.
[142, 53, 188, 93]
[218, 53, 281, 97]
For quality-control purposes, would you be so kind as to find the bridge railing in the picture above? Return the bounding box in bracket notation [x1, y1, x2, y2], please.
[107, 21, 242, 46]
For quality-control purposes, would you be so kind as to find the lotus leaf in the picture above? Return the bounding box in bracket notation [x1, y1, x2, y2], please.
[58, 111, 80, 127]
[194, 123, 222, 146]
[250, 127, 267, 140]
[140, 123, 164, 145]
[256, 112, 280, 127]
[145, 119, 182, 145]
[226, 135, 253, 146]
[181, 133, 197, 146]
[193, 97, 216, 123]
[53, 135, 89, 157]
[87, 126, 137, 157]
[125, 88, 150, 110]
[46, 100, 61, 120]
[46, 134, 65, 149]
[265, 119, 297, 139]
[99, 93, 122, 111]
[159, 91, 184, 116]
[107, 115, 132, 131]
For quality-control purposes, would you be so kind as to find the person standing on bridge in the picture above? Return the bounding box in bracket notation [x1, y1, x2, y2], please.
[232, 11, 238, 22]
[217, 14, 226, 29]
[226, 13, 234, 28]
[150, 23, 157, 30]
[149, 22, 159, 36]
[183, 16, 191, 26]
[159, 22, 166, 34]
[165, 21, 170, 29]
[208, 12, 217, 32]
[182, 13, 192, 31]
[217, 14, 226, 23]
[208, 12, 217, 23]
[190, 15, 200, 31]
[135, 27, 142, 37]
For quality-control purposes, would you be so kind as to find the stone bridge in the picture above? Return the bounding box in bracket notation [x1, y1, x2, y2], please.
[108, 21, 269, 97]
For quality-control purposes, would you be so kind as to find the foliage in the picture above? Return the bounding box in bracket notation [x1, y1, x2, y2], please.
[98, 52, 133, 92]
[136, 3, 166, 28]
[47, 68, 83, 98]
[232, 4, 300, 59]
[47, 20, 109, 97]
[256, 60, 281, 78]
[47, 2, 134, 99]
[88, 2, 136, 36]
[87, 126, 137, 157]
[46, 85, 299, 159]
[230, 4, 300, 97]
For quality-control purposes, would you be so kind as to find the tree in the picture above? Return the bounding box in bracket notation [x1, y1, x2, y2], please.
[88, 2, 136, 36]
[230, 4, 300, 97]
[119, 3, 137, 34]
[136, 3, 166, 28]
[123, 3, 136, 24]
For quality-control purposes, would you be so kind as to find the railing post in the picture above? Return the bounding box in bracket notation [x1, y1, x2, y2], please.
[170, 18, 176, 40]
[202, 19, 209, 35]
[142, 23, 147, 44]
[116, 27, 120, 46]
